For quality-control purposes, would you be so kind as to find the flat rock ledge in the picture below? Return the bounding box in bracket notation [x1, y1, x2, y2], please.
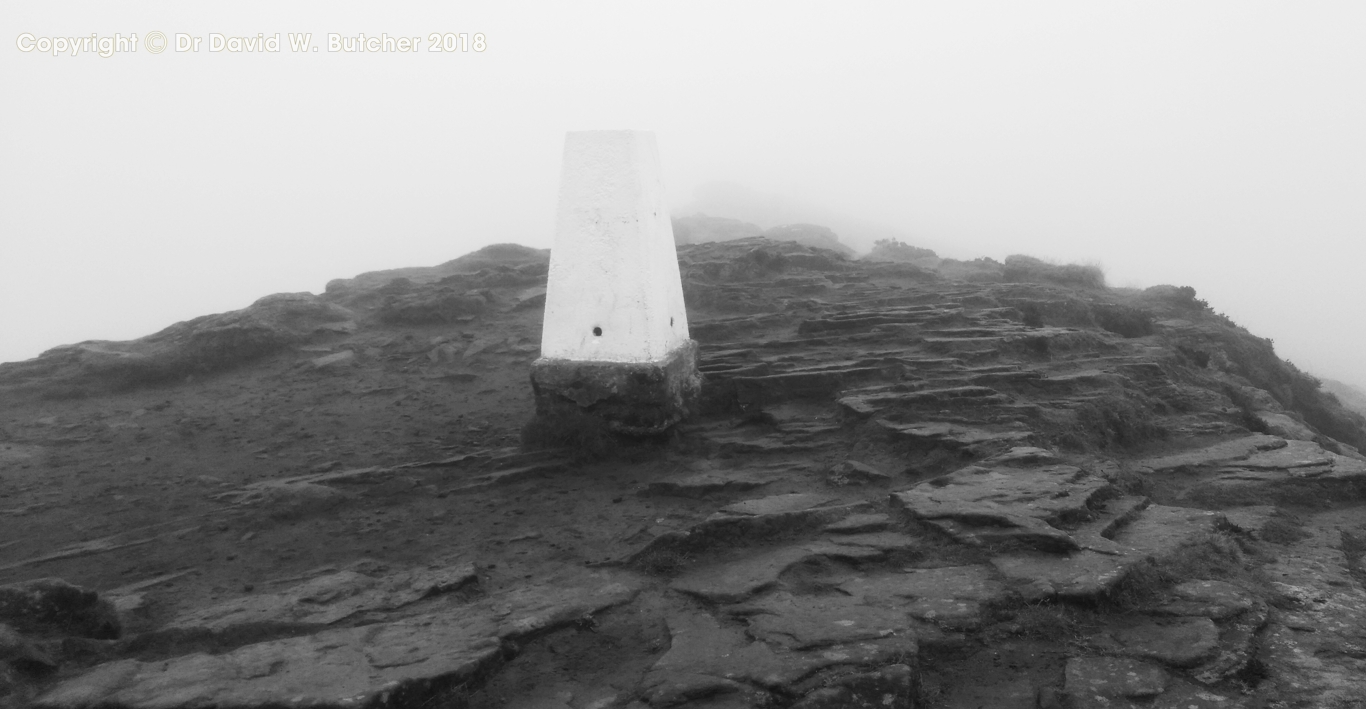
[35, 577, 639, 709]
[893, 464, 1112, 552]
[643, 607, 916, 708]
[991, 505, 1227, 601]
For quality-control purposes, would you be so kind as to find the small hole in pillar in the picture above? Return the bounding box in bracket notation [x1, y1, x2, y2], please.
[670, 317, 674, 326]
[593, 327, 602, 337]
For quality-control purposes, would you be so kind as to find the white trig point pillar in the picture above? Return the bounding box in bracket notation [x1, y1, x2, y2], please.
[530, 130, 700, 435]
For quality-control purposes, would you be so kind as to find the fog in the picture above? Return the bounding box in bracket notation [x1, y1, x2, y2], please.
[3, 2, 1364, 390]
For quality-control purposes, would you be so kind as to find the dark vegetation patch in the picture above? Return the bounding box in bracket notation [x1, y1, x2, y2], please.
[1340, 530, 1366, 591]
[936, 256, 1005, 283]
[1108, 532, 1249, 609]
[997, 293, 1097, 329]
[631, 547, 694, 576]
[1176, 345, 1211, 368]
[1002, 255, 1106, 289]
[1260, 513, 1312, 545]
[996, 601, 1094, 646]
[1049, 393, 1168, 452]
[1180, 484, 1280, 510]
[1139, 284, 1209, 312]
[1185, 478, 1366, 509]
[865, 238, 938, 263]
[1101, 464, 1156, 498]
[677, 237, 853, 287]
[1091, 303, 1155, 338]
[1169, 323, 1366, 450]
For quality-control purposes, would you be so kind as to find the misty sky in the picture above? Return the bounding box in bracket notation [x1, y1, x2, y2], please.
[3, 2, 1364, 389]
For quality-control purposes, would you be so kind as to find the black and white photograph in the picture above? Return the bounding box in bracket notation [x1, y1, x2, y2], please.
[3, 3, 1366, 707]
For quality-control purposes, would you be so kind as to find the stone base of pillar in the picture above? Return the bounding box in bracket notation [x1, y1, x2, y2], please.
[529, 341, 701, 436]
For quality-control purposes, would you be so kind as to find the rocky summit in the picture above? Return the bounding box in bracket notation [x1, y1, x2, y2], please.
[3, 236, 1366, 708]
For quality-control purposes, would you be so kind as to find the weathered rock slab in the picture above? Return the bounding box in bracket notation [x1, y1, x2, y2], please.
[672, 542, 878, 603]
[644, 608, 914, 707]
[164, 562, 477, 637]
[827, 532, 918, 552]
[894, 464, 1110, 552]
[840, 565, 1008, 629]
[645, 470, 775, 498]
[1190, 601, 1268, 684]
[824, 513, 891, 534]
[826, 460, 892, 486]
[1063, 657, 1167, 706]
[720, 493, 838, 517]
[1136, 434, 1285, 473]
[36, 577, 638, 709]
[1151, 579, 1255, 620]
[1234, 439, 1335, 469]
[981, 446, 1060, 467]
[1112, 505, 1224, 555]
[877, 420, 1031, 449]
[991, 504, 1225, 600]
[991, 551, 1128, 601]
[1256, 411, 1317, 441]
[38, 615, 505, 709]
[1254, 508, 1366, 707]
[789, 664, 914, 709]
[895, 465, 1108, 527]
[627, 500, 871, 563]
[1096, 616, 1220, 667]
[734, 592, 914, 649]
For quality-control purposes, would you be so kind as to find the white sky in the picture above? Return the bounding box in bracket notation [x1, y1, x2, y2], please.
[3, 2, 1364, 389]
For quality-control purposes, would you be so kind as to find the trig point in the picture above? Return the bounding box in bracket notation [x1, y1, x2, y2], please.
[529, 130, 701, 435]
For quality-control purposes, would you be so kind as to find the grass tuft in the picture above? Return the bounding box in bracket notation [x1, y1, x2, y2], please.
[1109, 531, 1247, 608]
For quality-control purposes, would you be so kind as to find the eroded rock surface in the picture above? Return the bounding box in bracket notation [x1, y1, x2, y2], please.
[6, 238, 1366, 708]
[36, 576, 638, 709]
[894, 464, 1111, 552]
[162, 561, 477, 638]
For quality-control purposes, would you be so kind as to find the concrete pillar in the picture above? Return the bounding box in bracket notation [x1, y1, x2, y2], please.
[530, 131, 700, 435]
